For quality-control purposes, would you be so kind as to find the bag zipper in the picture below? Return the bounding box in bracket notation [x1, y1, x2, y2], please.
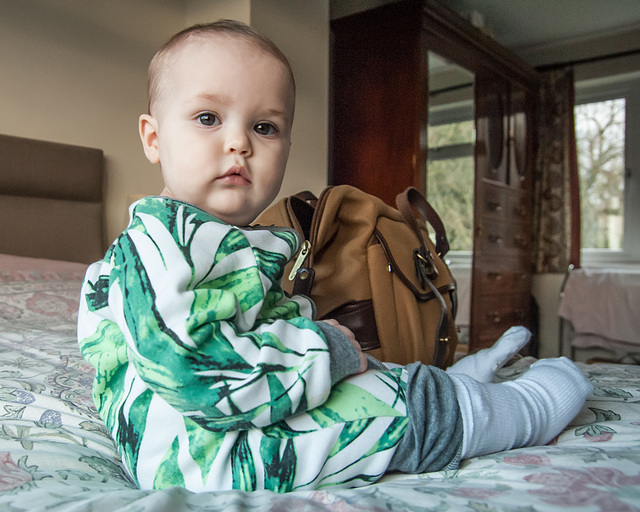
[287, 186, 333, 282]
[288, 240, 311, 280]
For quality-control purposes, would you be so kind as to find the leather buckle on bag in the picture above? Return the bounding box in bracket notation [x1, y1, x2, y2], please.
[414, 248, 438, 286]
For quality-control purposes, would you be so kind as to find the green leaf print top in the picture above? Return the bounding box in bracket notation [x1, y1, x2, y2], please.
[78, 197, 409, 493]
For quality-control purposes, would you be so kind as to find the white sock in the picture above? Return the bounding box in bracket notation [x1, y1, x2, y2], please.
[449, 357, 593, 459]
[447, 326, 531, 383]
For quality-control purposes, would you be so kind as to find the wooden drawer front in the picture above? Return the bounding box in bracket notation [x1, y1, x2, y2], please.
[477, 294, 530, 327]
[508, 193, 531, 226]
[472, 294, 531, 349]
[476, 268, 531, 295]
[476, 218, 532, 256]
[481, 181, 531, 224]
[481, 182, 509, 218]
[475, 325, 523, 351]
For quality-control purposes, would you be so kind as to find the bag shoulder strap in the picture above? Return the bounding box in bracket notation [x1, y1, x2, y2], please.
[395, 187, 453, 368]
[292, 190, 319, 208]
[396, 187, 450, 258]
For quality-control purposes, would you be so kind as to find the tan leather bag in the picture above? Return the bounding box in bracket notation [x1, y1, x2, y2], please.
[254, 185, 458, 368]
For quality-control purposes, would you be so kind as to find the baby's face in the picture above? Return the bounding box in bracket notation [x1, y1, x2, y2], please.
[141, 35, 295, 225]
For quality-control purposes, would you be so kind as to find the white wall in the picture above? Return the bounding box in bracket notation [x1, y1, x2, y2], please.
[185, 0, 251, 24]
[0, 0, 182, 243]
[0, 0, 329, 244]
[532, 273, 565, 358]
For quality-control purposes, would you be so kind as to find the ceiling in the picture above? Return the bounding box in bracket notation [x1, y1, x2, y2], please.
[446, 0, 640, 50]
[443, 0, 640, 66]
[332, 1, 640, 68]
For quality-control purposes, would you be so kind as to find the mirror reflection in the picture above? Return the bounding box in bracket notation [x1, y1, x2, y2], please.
[427, 51, 475, 253]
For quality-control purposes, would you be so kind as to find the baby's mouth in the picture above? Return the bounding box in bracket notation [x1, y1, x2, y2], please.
[218, 166, 251, 185]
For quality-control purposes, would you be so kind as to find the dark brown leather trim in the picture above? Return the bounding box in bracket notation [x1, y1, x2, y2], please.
[292, 268, 315, 297]
[321, 299, 381, 351]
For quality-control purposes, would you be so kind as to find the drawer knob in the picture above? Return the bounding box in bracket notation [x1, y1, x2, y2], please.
[488, 311, 501, 323]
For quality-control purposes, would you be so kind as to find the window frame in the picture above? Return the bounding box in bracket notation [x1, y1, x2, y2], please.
[574, 73, 640, 267]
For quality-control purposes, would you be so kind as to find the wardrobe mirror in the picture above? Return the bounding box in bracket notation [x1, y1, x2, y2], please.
[427, 51, 475, 253]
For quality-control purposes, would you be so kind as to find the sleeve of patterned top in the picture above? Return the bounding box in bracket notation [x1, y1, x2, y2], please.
[79, 199, 342, 432]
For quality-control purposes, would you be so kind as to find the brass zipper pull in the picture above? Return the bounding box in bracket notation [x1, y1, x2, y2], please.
[288, 241, 311, 281]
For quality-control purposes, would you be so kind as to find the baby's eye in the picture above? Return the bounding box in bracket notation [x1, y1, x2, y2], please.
[197, 113, 220, 126]
[254, 122, 278, 136]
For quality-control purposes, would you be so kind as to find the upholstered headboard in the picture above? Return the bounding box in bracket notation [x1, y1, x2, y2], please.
[0, 134, 105, 264]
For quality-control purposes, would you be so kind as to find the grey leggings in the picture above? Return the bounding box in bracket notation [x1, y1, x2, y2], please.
[386, 361, 463, 473]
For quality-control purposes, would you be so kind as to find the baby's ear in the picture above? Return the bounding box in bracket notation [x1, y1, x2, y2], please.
[139, 114, 160, 164]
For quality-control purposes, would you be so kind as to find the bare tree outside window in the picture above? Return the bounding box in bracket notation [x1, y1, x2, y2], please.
[574, 99, 625, 250]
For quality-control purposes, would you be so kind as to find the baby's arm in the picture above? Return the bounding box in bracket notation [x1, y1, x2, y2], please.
[317, 319, 368, 376]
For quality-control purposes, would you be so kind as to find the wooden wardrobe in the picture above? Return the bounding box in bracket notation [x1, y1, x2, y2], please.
[330, 0, 540, 354]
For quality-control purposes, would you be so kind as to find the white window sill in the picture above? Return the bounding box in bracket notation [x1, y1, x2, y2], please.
[580, 249, 640, 269]
[443, 250, 640, 270]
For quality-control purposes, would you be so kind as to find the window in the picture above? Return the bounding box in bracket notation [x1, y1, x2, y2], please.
[574, 98, 625, 250]
[575, 75, 640, 265]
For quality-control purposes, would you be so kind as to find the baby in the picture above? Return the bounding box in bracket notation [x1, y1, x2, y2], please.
[78, 20, 592, 493]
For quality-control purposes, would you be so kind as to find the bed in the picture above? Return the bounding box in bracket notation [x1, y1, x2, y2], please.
[1, 134, 640, 511]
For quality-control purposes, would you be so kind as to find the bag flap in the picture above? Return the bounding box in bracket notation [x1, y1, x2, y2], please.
[312, 185, 455, 302]
[374, 215, 456, 301]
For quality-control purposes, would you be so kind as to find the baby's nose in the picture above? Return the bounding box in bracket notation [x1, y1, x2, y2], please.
[225, 127, 252, 155]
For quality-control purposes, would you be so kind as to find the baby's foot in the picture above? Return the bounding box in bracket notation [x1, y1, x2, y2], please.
[449, 356, 593, 459]
[502, 356, 593, 448]
[517, 357, 594, 442]
[447, 326, 531, 382]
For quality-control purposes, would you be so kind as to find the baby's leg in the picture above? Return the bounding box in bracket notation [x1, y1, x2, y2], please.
[447, 326, 531, 383]
[449, 357, 593, 459]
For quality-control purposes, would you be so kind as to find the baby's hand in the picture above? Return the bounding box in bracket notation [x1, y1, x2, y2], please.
[321, 319, 368, 374]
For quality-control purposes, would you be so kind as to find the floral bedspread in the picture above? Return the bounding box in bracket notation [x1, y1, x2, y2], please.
[0, 257, 639, 511]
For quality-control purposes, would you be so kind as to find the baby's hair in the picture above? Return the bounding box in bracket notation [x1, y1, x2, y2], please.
[147, 19, 295, 115]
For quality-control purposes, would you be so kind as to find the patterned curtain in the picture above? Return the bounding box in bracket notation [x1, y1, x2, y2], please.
[532, 68, 581, 273]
